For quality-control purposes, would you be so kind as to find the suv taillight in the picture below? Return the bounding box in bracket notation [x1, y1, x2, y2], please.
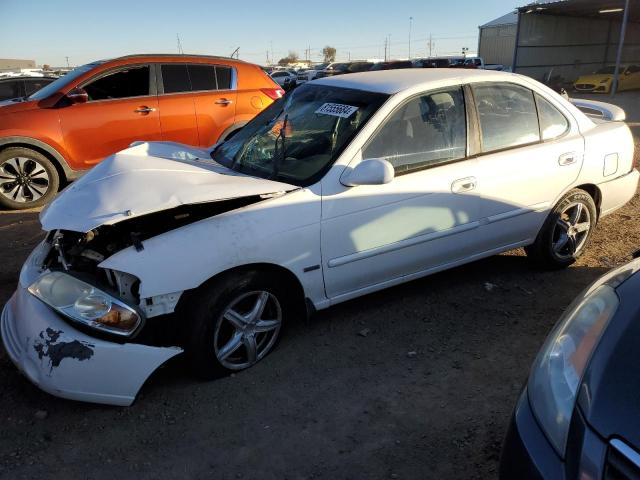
[261, 88, 285, 100]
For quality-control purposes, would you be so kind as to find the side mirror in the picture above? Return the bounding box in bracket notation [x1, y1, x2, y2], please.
[342, 158, 395, 187]
[66, 87, 88, 104]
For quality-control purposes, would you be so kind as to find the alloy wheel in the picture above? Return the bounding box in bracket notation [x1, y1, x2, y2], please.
[0, 157, 50, 204]
[214, 290, 282, 370]
[551, 201, 592, 260]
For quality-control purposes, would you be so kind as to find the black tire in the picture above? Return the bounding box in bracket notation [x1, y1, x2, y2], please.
[0, 147, 60, 210]
[183, 270, 293, 380]
[525, 188, 597, 269]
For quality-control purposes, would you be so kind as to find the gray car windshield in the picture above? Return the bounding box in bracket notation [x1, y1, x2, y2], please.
[28, 62, 102, 101]
[211, 84, 388, 186]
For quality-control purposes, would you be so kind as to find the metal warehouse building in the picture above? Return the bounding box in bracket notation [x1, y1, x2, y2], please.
[0, 59, 36, 72]
[478, 12, 518, 69]
[479, 0, 640, 94]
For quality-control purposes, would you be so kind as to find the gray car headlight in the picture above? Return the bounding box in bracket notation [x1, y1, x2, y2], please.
[28, 271, 142, 337]
[528, 284, 619, 456]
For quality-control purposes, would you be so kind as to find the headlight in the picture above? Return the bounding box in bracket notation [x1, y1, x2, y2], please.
[528, 284, 619, 456]
[28, 271, 142, 337]
[600, 78, 610, 84]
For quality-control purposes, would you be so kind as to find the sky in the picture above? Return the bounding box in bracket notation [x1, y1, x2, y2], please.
[1, 0, 518, 67]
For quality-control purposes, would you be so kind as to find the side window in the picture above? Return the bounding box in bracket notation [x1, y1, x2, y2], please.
[535, 94, 569, 141]
[188, 64, 216, 91]
[161, 64, 191, 93]
[216, 66, 232, 90]
[84, 66, 150, 101]
[627, 65, 640, 74]
[25, 79, 52, 96]
[363, 87, 467, 174]
[473, 83, 540, 152]
[0, 80, 21, 99]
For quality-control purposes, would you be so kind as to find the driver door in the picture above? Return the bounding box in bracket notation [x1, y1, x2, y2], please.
[58, 64, 161, 168]
[321, 87, 483, 299]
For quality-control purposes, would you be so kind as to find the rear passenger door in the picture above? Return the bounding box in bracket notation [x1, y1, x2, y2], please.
[157, 63, 199, 145]
[471, 82, 584, 250]
[188, 64, 237, 146]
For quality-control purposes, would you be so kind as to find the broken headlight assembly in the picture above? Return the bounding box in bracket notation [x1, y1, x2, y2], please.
[28, 271, 143, 337]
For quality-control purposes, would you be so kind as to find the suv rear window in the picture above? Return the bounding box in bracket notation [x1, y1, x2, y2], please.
[161, 64, 191, 93]
[188, 64, 216, 91]
[216, 66, 232, 90]
[161, 63, 233, 93]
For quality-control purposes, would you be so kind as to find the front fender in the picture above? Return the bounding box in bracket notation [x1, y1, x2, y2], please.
[99, 187, 325, 305]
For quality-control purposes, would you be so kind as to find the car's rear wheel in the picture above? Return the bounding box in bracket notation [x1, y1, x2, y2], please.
[525, 188, 597, 269]
[184, 270, 289, 379]
[0, 147, 59, 209]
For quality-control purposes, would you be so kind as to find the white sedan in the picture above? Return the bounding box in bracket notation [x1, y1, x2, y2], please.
[2, 70, 638, 405]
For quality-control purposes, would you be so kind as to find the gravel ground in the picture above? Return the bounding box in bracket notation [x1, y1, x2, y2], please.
[0, 135, 638, 480]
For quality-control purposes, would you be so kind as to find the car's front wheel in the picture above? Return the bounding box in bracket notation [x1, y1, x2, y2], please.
[184, 270, 289, 379]
[525, 188, 597, 269]
[0, 147, 59, 209]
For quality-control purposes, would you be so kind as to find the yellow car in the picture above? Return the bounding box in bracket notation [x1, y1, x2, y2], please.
[574, 64, 640, 93]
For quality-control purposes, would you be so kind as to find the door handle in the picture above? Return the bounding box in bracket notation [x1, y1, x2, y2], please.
[558, 152, 577, 166]
[451, 177, 477, 193]
[134, 106, 156, 114]
[215, 98, 233, 105]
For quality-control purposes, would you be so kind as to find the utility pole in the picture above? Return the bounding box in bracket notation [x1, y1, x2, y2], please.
[270, 41, 274, 66]
[408, 17, 413, 59]
[65, 56, 70, 68]
[176, 34, 184, 54]
[266, 50, 270, 65]
[427, 34, 434, 58]
[384, 37, 388, 61]
[388, 34, 392, 60]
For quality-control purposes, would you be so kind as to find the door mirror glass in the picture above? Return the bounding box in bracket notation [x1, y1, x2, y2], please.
[66, 87, 89, 104]
[342, 158, 395, 186]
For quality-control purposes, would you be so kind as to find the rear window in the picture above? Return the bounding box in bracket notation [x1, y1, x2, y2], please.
[161, 63, 233, 93]
[216, 66, 232, 90]
[188, 64, 216, 91]
[161, 64, 191, 93]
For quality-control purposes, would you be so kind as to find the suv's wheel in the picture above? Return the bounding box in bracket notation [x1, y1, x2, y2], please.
[0, 147, 59, 209]
[525, 188, 597, 269]
[184, 270, 290, 379]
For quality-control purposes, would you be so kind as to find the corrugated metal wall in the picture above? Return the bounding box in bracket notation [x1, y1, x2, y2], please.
[514, 13, 640, 83]
[478, 24, 517, 67]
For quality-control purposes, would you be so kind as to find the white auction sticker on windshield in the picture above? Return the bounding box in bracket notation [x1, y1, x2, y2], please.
[315, 103, 359, 118]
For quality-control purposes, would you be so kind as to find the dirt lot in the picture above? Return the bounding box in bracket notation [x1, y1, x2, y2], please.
[0, 134, 639, 479]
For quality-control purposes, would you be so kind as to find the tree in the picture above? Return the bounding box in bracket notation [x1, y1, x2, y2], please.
[278, 51, 299, 66]
[322, 46, 336, 63]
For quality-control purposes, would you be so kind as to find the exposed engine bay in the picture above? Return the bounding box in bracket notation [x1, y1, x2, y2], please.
[40, 196, 266, 343]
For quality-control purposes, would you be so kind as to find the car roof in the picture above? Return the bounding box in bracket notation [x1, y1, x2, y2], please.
[312, 68, 517, 94]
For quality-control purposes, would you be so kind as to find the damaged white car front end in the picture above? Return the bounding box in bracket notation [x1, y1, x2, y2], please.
[1, 141, 300, 406]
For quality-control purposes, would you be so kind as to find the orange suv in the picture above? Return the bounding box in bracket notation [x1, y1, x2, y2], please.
[0, 54, 284, 209]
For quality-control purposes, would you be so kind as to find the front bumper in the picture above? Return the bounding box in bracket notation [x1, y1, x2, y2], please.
[1, 245, 182, 406]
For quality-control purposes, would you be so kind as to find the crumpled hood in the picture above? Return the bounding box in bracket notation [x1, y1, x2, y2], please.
[40, 141, 297, 232]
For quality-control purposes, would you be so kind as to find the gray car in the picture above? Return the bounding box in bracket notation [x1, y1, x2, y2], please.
[501, 252, 640, 479]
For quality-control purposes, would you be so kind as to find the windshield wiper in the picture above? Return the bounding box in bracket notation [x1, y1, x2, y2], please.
[271, 114, 288, 180]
